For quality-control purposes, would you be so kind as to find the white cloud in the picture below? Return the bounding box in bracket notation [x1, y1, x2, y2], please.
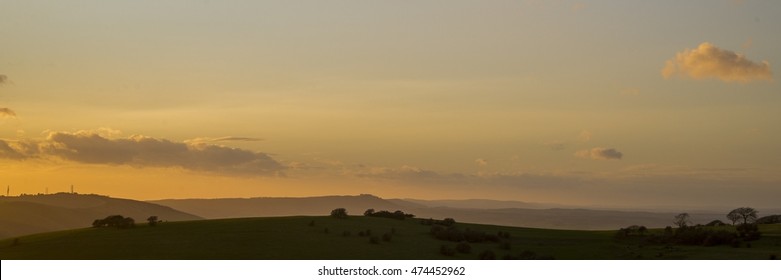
[662, 42, 772, 83]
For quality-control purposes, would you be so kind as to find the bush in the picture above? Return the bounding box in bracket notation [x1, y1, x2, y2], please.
[702, 231, 737, 246]
[756, 215, 781, 224]
[330, 208, 348, 219]
[92, 215, 135, 229]
[308, 220, 315, 227]
[369, 236, 380, 244]
[737, 223, 761, 241]
[705, 220, 726, 227]
[456, 242, 471, 254]
[363, 209, 415, 220]
[440, 245, 456, 256]
[382, 233, 392, 242]
[147, 216, 158, 227]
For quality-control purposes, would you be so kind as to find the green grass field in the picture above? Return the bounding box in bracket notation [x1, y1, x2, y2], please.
[1, 216, 779, 259]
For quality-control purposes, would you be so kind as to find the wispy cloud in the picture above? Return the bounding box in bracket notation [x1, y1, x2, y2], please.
[0, 130, 285, 176]
[0, 108, 15, 118]
[186, 136, 264, 144]
[575, 147, 623, 160]
[475, 158, 489, 166]
[662, 42, 772, 83]
[355, 165, 583, 189]
[0, 75, 7, 84]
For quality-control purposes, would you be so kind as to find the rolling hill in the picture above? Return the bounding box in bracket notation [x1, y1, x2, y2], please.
[0, 193, 202, 239]
[1, 216, 778, 259]
[150, 194, 406, 219]
[151, 195, 729, 230]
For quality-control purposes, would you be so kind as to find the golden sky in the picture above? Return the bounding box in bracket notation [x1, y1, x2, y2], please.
[1, 1, 780, 209]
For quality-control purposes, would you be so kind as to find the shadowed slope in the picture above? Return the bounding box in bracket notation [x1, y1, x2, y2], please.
[0, 193, 202, 239]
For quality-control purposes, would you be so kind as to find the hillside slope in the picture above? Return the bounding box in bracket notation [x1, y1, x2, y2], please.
[0, 193, 202, 239]
[1, 216, 778, 260]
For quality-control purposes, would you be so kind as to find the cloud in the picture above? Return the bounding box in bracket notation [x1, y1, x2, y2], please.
[0, 108, 15, 118]
[0, 130, 285, 176]
[475, 158, 488, 166]
[0, 140, 27, 160]
[0, 75, 7, 84]
[186, 136, 264, 144]
[662, 42, 772, 83]
[356, 165, 582, 189]
[575, 147, 623, 160]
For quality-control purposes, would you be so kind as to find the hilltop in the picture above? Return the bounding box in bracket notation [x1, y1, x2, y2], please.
[0, 193, 201, 239]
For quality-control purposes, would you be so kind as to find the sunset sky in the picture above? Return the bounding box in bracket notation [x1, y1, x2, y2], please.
[1, 0, 779, 209]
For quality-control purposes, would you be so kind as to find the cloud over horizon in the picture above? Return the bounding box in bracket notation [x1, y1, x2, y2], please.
[0, 108, 15, 118]
[575, 147, 623, 160]
[662, 42, 772, 83]
[0, 130, 285, 176]
[185, 136, 265, 144]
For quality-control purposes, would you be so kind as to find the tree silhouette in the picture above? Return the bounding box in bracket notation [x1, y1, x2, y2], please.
[147, 216, 158, 227]
[728, 207, 758, 225]
[726, 211, 741, 226]
[330, 208, 348, 219]
[674, 213, 690, 228]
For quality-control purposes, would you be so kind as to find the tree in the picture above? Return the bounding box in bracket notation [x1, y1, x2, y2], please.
[728, 207, 758, 225]
[674, 213, 691, 228]
[727, 211, 741, 226]
[364, 208, 375, 216]
[330, 208, 348, 219]
[638, 226, 648, 236]
[147, 216, 158, 227]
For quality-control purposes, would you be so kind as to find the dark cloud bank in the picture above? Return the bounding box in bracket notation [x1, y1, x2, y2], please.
[0, 131, 285, 176]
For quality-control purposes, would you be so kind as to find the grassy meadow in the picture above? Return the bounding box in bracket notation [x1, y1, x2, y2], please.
[0, 216, 779, 260]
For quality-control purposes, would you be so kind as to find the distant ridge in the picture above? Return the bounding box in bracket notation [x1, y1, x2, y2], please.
[151, 194, 733, 230]
[0, 193, 202, 239]
[150, 194, 404, 219]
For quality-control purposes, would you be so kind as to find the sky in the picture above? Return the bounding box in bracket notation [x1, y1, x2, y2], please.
[1, 0, 780, 209]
